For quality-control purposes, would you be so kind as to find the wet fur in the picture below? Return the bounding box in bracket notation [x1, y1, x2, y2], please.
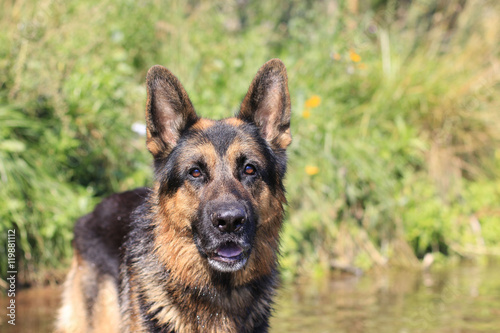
[57, 59, 291, 333]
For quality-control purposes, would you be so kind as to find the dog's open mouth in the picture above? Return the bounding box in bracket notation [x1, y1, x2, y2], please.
[207, 241, 249, 272]
[213, 242, 244, 262]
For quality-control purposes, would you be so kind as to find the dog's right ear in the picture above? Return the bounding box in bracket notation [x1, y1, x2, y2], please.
[145, 65, 198, 158]
[237, 59, 292, 151]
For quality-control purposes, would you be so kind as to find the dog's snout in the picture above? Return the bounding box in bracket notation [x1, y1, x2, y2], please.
[212, 204, 246, 233]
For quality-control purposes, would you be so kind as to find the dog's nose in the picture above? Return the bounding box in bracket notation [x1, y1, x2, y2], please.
[212, 204, 246, 233]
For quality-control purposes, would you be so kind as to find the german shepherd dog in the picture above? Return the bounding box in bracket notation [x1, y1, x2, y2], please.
[56, 59, 291, 333]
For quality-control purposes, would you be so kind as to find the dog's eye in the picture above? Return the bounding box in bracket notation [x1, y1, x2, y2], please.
[190, 168, 202, 178]
[243, 164, 256, 176]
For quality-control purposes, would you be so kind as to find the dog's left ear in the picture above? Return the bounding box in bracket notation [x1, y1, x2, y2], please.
[238, 59, 292, 150]
[145, 65, 198, 158]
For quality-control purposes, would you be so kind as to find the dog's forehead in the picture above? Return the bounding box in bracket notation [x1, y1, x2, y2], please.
[184, 118, 262, 158]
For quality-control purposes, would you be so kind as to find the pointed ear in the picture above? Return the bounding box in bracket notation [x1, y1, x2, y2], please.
[237, 59, 292, 150]
[145, 65, 198, 158]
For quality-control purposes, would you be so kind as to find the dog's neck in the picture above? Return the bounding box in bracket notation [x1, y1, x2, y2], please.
[122, 202, 279, 332]
[134, 248, 278, 332]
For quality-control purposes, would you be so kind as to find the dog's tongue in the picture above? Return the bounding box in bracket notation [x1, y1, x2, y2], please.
[217, 243, 243, 258]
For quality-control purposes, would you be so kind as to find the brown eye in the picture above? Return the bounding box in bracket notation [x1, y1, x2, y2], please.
[244, 164, 256, 176]
[190, 168, 202, 178]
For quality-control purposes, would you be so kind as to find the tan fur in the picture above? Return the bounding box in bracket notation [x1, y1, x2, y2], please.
[92, 276, 120, 333]
[192, 118, 216, 130]
[56, 254, 120, 333]
[122, 278, 148, 333]
[56, 254, 88, 333]
[57, 59, 290, 332]
[145, 65, 198, 158]
[126, 135, 285, 330]
[223, 117, 245, 127]
[239, 59, 291, 150]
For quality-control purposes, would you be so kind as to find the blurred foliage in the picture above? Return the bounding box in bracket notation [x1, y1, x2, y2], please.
[0, 0, 499, 284]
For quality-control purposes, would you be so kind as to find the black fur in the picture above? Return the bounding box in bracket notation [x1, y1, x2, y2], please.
[73, 187, 149, 279]
[57, 59, 291, 333]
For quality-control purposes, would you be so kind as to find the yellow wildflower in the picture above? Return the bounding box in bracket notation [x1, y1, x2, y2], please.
[305, 95, 321, 108]
[302, 109, 311, 119]
[349, 50, 361, 62]
[305, 165, 320, 176]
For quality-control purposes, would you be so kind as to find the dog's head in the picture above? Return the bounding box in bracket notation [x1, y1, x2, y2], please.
[145, 60, 291, 276]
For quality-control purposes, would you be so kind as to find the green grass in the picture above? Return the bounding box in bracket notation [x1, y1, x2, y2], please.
[1, 0, 499, 284]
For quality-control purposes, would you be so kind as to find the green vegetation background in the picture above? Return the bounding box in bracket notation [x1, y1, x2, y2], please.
[1, 0, 499, 284]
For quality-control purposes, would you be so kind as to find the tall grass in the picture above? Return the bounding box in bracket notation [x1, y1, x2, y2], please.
[1, 0, 499, 284]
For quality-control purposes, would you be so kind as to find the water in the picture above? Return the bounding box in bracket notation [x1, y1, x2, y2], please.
[1, 265, 499, 332]
[0, 287, 59, 333]
[271, 265, 500, 333]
